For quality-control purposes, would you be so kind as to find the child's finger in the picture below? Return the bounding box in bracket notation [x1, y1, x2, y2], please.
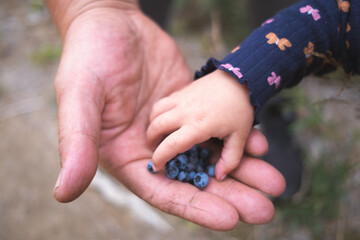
[147, 110, 181, 148]
[215, 133, 244, 181]
[152, 125, 210, 171]
[149, 96, 177, 122]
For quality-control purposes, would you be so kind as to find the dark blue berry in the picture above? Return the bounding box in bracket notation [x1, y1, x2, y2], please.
[177, 171, 188, 182]
[166, 165, 179, 179]
[186, 171, 196, 182]
[189, 155, 198, 163]
[207, 164, 215, 177]
[176, 154, 188, 170]
[200, 148, 211, 161]
[193, 172, 209, 189]
[185, 161, 196, 172]
[166, 159, 177, 168]
[195, 164, 204, 173]
[199, 158, 209, 167]
[148, 144, 214, 189]
[147, 160, 156, 173]
[188, 145, 199, 158]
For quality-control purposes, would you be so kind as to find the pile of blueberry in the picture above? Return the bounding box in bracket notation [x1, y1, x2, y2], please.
[147, 145, 215, 189]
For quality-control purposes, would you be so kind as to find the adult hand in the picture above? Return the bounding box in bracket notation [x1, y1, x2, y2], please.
[47, 0, 285, 230]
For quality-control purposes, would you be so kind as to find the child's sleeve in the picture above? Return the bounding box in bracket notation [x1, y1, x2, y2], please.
[195, 0, 360, 124]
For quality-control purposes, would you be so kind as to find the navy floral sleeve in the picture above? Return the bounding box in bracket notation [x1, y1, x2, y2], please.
[195, 0, 359, 124]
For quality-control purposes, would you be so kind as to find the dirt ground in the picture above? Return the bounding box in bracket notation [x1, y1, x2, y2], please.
[1, 1, 360, 240]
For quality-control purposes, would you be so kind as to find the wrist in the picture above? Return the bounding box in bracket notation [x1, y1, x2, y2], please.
[45, 0, 139, 39]
[212, 69, 254, 113]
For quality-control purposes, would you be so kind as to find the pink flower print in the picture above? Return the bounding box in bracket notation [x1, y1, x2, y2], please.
[300, 5, 321, 21]
[220, 63, 243, 79]
[261, 18, 274, 27]
[267, 72, 281, 89]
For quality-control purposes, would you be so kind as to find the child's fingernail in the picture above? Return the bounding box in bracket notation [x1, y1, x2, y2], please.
[53, 170, 62, 194]
[219, 174, 226, 181]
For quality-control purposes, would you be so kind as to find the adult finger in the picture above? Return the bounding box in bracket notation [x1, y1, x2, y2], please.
[114, 159, 240, 230]
[53, 61, 103, 202]
[244, 127, 268, 157]
[206, 176, 276, 224]
[230, 156, 286, 197]
[115, 159, 277, 229]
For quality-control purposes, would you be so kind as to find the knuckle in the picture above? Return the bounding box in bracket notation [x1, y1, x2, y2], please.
[153, 97, 169, 113]
[165, 135, 178, 152]
[193, 111, 207, 126]
[221, 155, 240, 173]
[227, 159, 240, 172]
[151, 117, 165, 133]
[151, 102, 162, 115]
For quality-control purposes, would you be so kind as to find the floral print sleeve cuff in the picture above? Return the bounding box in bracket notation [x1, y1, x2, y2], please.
[195, 0, 360, 124]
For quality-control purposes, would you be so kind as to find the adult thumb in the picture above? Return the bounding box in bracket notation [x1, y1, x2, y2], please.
[53, 70, 102, 203]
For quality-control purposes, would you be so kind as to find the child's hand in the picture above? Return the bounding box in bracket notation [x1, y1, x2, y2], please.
[147, 70, 254, 180]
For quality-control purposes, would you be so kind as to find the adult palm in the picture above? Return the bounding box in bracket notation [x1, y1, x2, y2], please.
[53, 4, 285, 230]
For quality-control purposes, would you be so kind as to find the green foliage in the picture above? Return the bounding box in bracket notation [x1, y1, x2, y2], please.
[30, 45, 62, 65]
[29, 0, 44, 11]
[276, 158, 350, 238]
[274, 88, 354, 238]
[0, 84, 4, 99]
[172, 0, 250, 47]
[281, 88, 323, 134]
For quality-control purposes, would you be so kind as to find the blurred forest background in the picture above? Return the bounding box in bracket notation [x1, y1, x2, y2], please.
[0, 0, 360, 239]
[169, 1, 360, 239]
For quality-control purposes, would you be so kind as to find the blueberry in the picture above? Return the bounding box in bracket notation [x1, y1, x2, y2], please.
[147, 160, 156, 173]
[177, 171, 188, 182]
[186, 171, 196, 182]
[193, 172, 209, 189]
[176, 154, 188, 170]
[189, 155, 198, 163]
[195, 164, 204, 173]
[166, 165, 179, 179]
[199, 159, 209, 169]
[151, 144, 214, 187]
[206, 164, 215, 177]
[200, 148, 211, 161]
[185, 161, 196, 172]
[188, 145, 199, 157]
[166, 159, 177, 168]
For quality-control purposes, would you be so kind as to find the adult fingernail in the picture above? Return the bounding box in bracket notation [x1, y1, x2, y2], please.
[54, 170, 62, 194]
